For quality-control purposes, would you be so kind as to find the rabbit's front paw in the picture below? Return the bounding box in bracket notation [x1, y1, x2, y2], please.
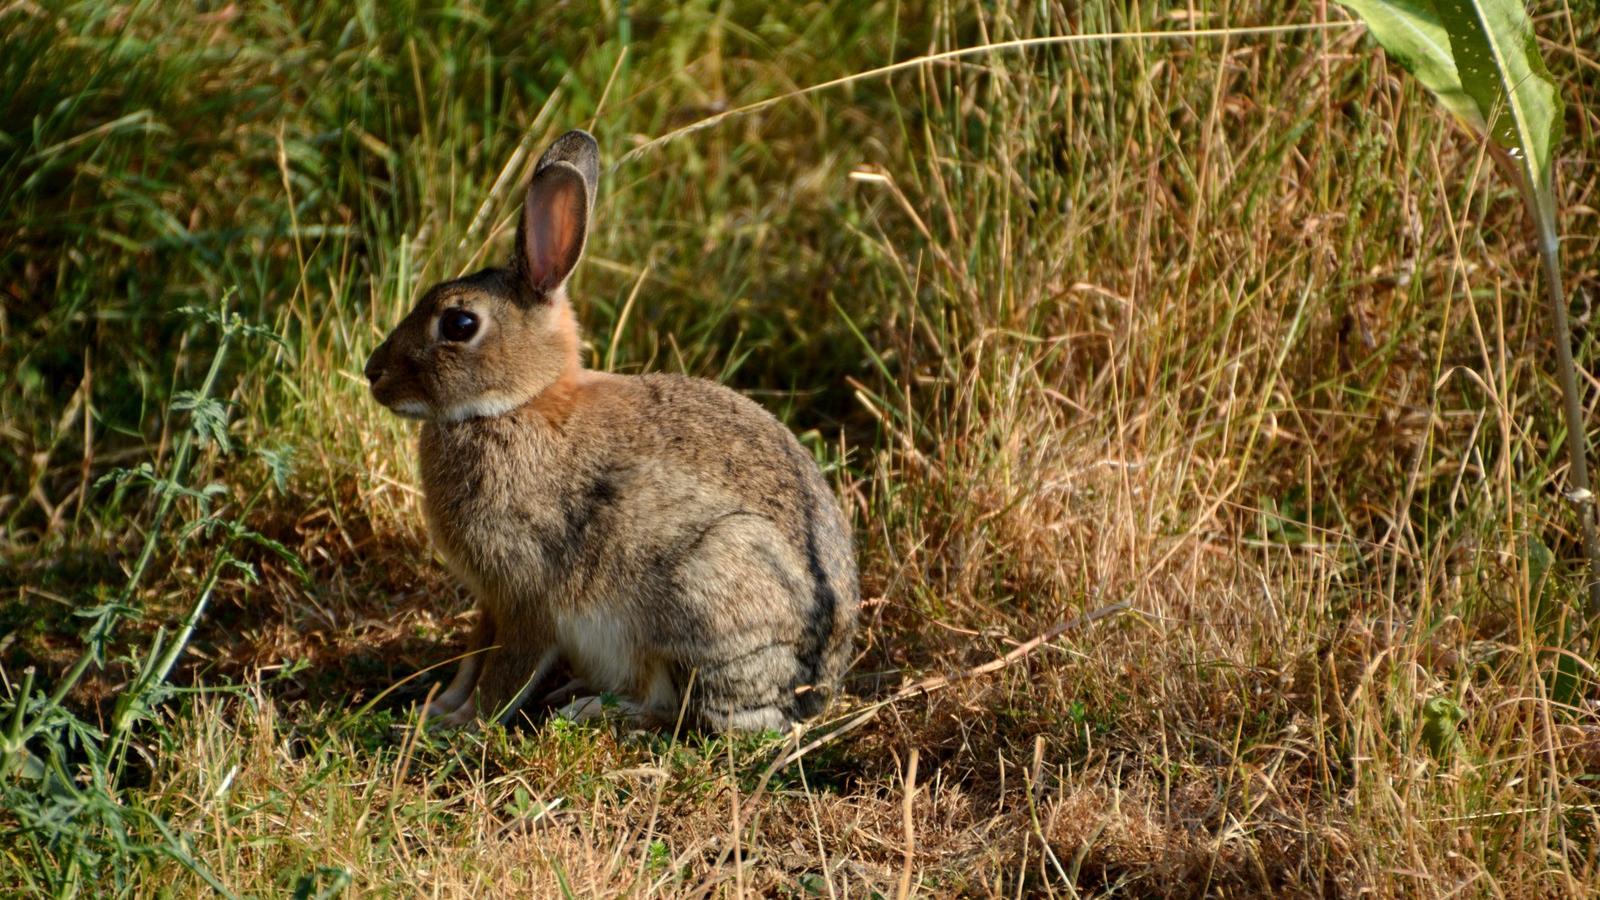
[422, 688, 468, 720]
[427, 702, 479, 730]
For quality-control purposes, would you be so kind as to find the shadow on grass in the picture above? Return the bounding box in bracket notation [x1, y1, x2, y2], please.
[3, 493, 920, 807]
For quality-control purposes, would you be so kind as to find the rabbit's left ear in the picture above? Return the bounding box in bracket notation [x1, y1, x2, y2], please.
[515, 130, 599, 297]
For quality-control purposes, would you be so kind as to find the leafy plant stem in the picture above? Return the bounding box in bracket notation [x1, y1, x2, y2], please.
[108, 563, 223, 773]
[1336, 0, 1596, 619]
[1535, 225, 1600, 617]
[0, 666, 37, 780]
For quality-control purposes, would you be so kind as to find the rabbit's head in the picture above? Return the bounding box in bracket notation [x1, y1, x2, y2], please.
[365, 130, 598, 422]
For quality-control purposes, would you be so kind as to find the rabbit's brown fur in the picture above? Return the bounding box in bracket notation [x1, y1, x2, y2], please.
[364, 130, 858, 732]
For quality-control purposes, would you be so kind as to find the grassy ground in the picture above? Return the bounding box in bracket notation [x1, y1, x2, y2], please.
[4, 0, 1600, 895]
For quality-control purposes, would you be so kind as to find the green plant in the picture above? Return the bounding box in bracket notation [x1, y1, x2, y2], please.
[0, 295, 290, 895]
[1337, 0, 1599, 614]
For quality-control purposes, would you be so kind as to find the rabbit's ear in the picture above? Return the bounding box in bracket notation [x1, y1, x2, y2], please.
[515, 130, 599, 297]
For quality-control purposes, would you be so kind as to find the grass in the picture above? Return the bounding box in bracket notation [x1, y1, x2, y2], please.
[3, 0, 1600, 894]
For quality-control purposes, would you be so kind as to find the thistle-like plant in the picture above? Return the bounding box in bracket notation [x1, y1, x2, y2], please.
[1338, 0, 1599, 615]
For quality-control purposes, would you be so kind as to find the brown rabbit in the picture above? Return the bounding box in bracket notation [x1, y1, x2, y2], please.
[363, 130, 858, 732]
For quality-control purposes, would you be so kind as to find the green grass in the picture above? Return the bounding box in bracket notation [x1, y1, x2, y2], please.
[4, 0, 1600, 894]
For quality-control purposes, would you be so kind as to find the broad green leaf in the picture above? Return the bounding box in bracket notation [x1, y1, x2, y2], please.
[1433, 0, 1565, 229]
[1340, 0, 1565, 232]
[1338, 0, 1482, 128]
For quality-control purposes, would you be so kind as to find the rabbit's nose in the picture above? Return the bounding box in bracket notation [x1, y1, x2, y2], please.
[363, 351, 384, 384]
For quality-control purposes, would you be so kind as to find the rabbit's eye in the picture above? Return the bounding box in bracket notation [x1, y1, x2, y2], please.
[440, 308, 479, 342]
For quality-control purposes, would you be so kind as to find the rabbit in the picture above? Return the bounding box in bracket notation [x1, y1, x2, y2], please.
[363, 129, 859, 733]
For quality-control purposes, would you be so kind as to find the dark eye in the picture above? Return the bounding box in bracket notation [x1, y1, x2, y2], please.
[440, 308, 479, 342]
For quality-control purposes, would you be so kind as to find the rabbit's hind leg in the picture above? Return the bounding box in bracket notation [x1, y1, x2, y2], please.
[696, 703, 794, 734]
[684, 642, 810, 735]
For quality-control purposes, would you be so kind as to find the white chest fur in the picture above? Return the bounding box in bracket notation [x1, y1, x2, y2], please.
[554, 606, 638, 694]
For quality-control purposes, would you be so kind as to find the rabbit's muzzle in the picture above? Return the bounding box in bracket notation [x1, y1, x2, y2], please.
[364, 340, 427, 418]
[364, 341, 389, 387]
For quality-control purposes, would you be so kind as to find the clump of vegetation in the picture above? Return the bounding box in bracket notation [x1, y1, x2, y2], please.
[3, 1, 1598, 895]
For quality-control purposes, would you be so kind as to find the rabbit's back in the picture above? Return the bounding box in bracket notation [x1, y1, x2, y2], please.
[601, 373, 849, 565]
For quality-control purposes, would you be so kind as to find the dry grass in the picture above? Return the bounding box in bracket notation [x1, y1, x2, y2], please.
[4, 0, 1600, 895]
